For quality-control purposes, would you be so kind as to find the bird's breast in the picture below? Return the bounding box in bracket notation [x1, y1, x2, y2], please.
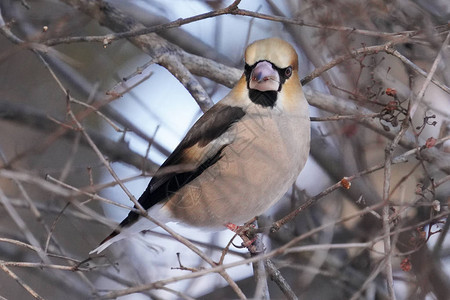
[166, 105, 310, 228]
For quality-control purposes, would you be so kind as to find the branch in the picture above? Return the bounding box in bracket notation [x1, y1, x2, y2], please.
[271, 132, 449, 232]
[43, 1, 448, 47]
[44, 0, 242, 46]
[0, 188, 50, 264]
[99, 203, 396, 299]
[156, 53, 213, 112]
[385, 47, 450, 95]
[58, 0, 214, 111]
[265, 259, 298, 300]
[0, 261, 89, 271]
[301, 42, 450, 95]
[380, 106, 411, 300]
[0, 262, 44, 300]
[0, 169, 125, 227]
[0, 99, 159, 172]
[410, 31, 450, 116]
[251, 226, 270, 300]
[303, 87, 450, 174]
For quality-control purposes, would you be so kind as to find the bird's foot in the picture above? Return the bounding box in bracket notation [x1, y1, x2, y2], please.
[225, 219, 258, 252]
[225, 222, 241, 232]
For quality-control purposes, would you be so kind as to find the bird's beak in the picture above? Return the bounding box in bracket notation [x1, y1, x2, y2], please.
[249, 61, 280, 92]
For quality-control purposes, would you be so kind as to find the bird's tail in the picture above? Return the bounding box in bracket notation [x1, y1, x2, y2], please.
[89, 232, 125, 255]
[89, 204, 172, 255]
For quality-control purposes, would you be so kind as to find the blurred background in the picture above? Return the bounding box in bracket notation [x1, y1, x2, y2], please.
[0, 0, 449, 299]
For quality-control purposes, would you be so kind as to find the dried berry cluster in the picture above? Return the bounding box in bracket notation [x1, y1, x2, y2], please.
[378, 88, 408, 131]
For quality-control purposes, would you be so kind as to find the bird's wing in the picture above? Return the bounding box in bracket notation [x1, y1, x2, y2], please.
[118, 103, 246, 228]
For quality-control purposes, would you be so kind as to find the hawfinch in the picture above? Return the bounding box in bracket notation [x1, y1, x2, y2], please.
[90, 38, 310, 254]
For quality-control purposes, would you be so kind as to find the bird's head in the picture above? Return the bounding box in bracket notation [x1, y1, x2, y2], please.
[243, 38, 300, 108]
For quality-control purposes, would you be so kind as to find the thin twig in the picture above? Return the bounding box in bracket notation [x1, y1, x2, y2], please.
[42, 2, 447, 47]
[136, 214, 247, 299]
[97, 206, 450, 299]
[159, 286, 196, 300]
[310, 113, 380, 122]
[271, 130, 449, 232]
[350, 257, 387, 300]
[285, 242, 376, 254]
[65, 94, 146, 213]
[68, 97, 124, 132]
[0, 189, 51, 264]
[98, 204, 385, 299]
[251, 225, 270, 300]
[0, 99, 159, 172]
[0, 262, 45, 300]
[385, 47, 450, 95]
[0, 261, 89, 271]
[381, 101, 411, 300]
[265, 259, 298, 300]
[410, 32, 450, 116]
[301, 41, 450, 95]
[43, 0, 242, 46]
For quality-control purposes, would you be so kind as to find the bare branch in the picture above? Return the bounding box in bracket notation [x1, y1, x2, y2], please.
[42, 1, 448, 47]
[381, 105, 411, 299]
[0, 100, 159, 172]
[410, 32, 450, 116]
[265, 259, 298, 300]
[0, 263, 44, 300]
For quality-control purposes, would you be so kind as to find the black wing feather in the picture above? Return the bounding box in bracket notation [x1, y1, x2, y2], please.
[118, 104, 245, 229]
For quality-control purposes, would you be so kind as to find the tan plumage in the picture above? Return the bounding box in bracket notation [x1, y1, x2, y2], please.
[90, 38, 310, 255]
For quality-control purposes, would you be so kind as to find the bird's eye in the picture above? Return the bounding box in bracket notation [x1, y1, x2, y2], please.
[284, 66, 293, 78]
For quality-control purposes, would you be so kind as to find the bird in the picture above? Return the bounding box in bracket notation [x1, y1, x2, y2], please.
[90, 37, 310, 255]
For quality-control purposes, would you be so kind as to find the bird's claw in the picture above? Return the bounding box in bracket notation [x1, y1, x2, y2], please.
[226, 221, 258, 252]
